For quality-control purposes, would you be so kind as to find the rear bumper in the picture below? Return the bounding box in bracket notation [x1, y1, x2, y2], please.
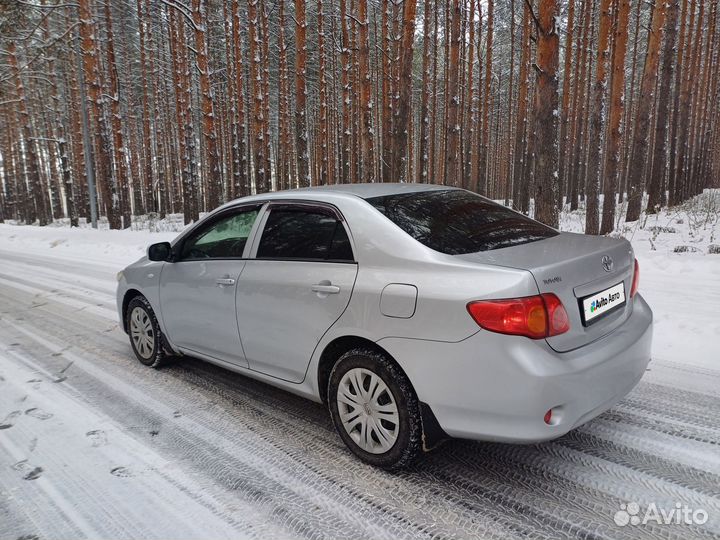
[378, 294, 653, 442]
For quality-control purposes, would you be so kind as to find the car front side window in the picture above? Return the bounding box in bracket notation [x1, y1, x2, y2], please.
[180, 207, 260, 260]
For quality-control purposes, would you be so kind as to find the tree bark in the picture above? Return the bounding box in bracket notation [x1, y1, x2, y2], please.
[8, 42, 51, 226]
[294, 0, 310, 187]
[647, 0, 681, 213]
[317, 0, 330, 185]
[357, 0, 376, 182]
[136, 0, 152, 213]
[390, 0, 418, 183]
[442, 0, 462, 187]
[79, 0, 121, 228]
[231, 0, 250, 197]
[478, 0, 494, 195]
[417, 0, 434, 182]
[511, 1, 530, 212]
[600, 0, 631, 234]
[532, 0, 560, 228]
[584, 0, 613, 234]
[103, 1, 131, 228]
[625, 0, 667, 222]
[557, 0, 576, 207]
[192, 0, 222, 206]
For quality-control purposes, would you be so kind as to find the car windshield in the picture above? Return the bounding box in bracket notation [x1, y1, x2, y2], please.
[366, 189, 558, 255]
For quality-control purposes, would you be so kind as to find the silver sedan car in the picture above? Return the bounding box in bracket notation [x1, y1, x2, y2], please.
[117, 183, 653, 469]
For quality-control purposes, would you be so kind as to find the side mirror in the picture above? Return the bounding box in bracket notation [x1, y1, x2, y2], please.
[148, 242, 172, 262]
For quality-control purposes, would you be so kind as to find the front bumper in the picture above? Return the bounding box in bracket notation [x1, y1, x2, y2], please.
[378, 294, 653, 442]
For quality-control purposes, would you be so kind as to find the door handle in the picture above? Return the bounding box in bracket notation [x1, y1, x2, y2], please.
[311, 283, 340, 294]
[216, 277, 236, 286]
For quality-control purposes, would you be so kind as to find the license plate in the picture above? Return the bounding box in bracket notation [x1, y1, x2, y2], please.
[581, 282, 626, 325]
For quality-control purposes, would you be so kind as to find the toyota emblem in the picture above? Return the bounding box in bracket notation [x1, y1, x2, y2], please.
[602, 255, 614, 272]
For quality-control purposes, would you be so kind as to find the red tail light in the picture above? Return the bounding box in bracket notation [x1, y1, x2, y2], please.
[467, 293, 570, 339]
[630, 258, 640, 298]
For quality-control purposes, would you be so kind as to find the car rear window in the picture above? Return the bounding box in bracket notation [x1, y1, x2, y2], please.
[366, 189, 558, 255]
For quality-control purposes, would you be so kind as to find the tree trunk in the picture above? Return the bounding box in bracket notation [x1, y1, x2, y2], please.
[136, 0, 152, 214]
[668, 0, 689, 206]
[79, 0, 121, 228]
[675, 0, 702, 203]
[511, 1, 530, 212]
[647, 0, 681, 213]
[192, 0, 222, 206]
[390, 0, 418, 183]
[231, 0, 250, 197]
[557, 0, 576, 208]
[317, 0, 330, 185]
[430, 1, 441, 184]
[625, 0, 667, 222]
[443, 0, 462, 187]
[478, 0, 494, 195]
[294, 0, 310, 187]
[169, 8, 198, 224]
[8, 41, 50, 226]
[104, 1, 131, 228]
[584, 0, 613, 235]
[357, 0, 376, 182]
[532, 0, 560, 228]
[687, 1, 716, 197]
[600, 0, 631, 234]
[417, 0, 433, 182]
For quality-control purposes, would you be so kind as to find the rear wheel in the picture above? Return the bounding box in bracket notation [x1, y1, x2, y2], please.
[126, 296, 170, 368]
[328, 348, 421, 469]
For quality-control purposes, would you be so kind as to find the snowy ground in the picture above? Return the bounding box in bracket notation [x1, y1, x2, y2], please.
[0, 191, 719, 539]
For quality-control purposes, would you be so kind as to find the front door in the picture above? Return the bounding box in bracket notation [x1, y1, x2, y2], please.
[159, 206, 261, 366]
[237, 204, 358, 382]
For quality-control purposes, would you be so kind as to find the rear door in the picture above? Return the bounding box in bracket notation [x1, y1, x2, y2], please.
[159, 205, 262, 366]
[236, 203, 358, 382]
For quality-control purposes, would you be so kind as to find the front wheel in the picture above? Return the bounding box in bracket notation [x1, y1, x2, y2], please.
[328, 348, 421, 469]
[126, 296, 170, 368]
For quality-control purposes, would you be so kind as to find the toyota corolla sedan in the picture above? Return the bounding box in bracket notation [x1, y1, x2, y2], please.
[117, 183, 653, 469]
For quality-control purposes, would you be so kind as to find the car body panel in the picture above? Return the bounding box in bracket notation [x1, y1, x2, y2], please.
[159, 259, 248, 366]
[455, 232, 636, 352]
[117, 183, 653, 444]
[377, 293, 653, 441]
[236, 259, 358, 382]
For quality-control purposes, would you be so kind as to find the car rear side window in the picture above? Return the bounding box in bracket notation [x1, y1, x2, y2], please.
[367, 189, 558, 255]
[257, 208, 354, 261]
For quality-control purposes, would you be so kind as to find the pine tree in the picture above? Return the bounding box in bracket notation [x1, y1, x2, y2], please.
[625, 0, 667, 222]
[600, 0, 631, 234]
[585, 0, 613, 235]
[532, 0, 560, 228]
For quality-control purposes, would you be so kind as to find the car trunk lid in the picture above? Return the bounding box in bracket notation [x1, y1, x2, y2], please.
[455, 232, 635, 352]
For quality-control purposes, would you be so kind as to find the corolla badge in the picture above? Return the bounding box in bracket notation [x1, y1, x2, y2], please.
[602, 255, 614, 272]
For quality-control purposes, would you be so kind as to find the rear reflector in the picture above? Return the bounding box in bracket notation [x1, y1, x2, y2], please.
[630, 258, 640, 298]
[467, 293, 570, 339]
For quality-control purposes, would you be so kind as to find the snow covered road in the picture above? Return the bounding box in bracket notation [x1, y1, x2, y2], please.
[1, 222, 719, 539]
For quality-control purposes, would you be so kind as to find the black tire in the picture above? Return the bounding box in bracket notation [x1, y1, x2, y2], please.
[328, 347, 422, 470]
[125, 296, 171, 368]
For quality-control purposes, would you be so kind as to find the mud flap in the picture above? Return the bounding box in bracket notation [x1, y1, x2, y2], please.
[420, 402, 449, 452]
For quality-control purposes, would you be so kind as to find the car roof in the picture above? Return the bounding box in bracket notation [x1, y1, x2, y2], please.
[287, 182, 456, 199]
[213, 183, 462, 215]
[253, 182, 457, 201]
